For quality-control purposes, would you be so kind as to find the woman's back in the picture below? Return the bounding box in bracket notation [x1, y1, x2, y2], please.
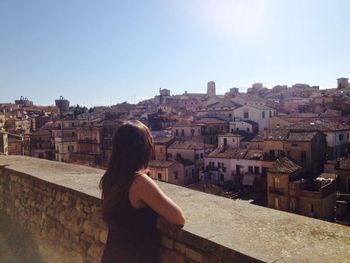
[101, 178, 160, 263]
[99, 121, 185, 263]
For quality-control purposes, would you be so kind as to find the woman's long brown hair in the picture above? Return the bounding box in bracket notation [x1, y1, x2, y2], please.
[99, 120, 154, 222]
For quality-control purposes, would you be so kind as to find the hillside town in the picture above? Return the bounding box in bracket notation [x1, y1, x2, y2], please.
[1, 78, 350, 225]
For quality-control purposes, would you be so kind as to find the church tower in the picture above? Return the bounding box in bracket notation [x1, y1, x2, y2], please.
[207, 81, 216, 97]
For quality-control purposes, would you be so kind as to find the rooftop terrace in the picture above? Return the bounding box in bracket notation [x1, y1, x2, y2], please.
[0, 156, 349, 263]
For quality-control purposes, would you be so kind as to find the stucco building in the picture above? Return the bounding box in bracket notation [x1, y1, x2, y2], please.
[204, 147, 265, 184]
[233, 104, 276, 131]
[267, 157, 337, 221]
[167, 140, 216, 178]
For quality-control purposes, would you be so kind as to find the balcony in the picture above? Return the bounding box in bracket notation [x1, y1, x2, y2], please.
[0, 156, 349, 263]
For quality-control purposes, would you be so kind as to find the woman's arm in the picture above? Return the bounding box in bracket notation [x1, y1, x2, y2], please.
[132, 174, 185, 226]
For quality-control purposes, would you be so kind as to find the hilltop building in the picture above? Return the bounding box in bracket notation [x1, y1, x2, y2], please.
[55, 96, 70, 112]
[207, 81, 216, 98]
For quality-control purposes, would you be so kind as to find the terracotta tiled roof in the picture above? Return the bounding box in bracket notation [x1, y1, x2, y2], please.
[207, 146, 264, 160]
[171, 121, 201, 128]
[269, 157, 302, 174]
[286, 131, 318, 142]
[290, 120, 350, 132]
[196, 118, 227, 125]
[205, 100, 239, 109]
[207, 147, 247, 159]
[244, 150, 264, 160]
[252, 129, 289, 142]
[169, 140, 216, 150]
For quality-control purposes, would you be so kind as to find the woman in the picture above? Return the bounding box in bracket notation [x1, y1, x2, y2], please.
[100, 120, 185, 263]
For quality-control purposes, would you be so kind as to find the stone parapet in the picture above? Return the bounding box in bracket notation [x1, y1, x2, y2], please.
[0, 156, 349, 263]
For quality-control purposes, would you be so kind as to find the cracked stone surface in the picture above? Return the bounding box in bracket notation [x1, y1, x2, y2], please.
[1, 156, 350, 262]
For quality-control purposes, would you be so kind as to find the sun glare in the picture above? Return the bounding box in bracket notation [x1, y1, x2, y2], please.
[189, 0, 269, 42]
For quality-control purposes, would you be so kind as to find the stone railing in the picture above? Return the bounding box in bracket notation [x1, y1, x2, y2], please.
[0, 156, 349, 263]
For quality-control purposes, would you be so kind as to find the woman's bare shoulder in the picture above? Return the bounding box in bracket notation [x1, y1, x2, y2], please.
[133, 173, 158, 191]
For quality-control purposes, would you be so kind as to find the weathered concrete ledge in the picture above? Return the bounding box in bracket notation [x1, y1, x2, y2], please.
[0, 156, 349, 263]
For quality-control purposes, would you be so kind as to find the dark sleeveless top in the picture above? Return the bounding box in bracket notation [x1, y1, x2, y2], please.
[101, 189, 160, 263]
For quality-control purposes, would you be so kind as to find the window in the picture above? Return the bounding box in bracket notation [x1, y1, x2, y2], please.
[262, 111, 265, 119]
[158, 173, 162, 180]
[222, 165, 226, 172]
[72, 132, 75, 137]
[223, 138, 227, 146]
[246, 128, 250, 132]
[291, 143, 298, 147]
[181, 129, 184, 136]
[232, 138, 235, 142]
[244, 110, 249, 119]
[339, 134, 344, 141]
[200, 153, 203, 159]
[254, 166, 259, 174]
[269, 111, 272, 118]
[274, 177, 280, 188]
[174, 172, 178, 180]
[220, 174, 224, 181]
[175, 129, 179, 136]
[191, 129, 194, 136]
[176, 153, 182, 159]
[195, 154, 199, 160]
[236, 165, 241, 175]
[248, 166, 253, 173]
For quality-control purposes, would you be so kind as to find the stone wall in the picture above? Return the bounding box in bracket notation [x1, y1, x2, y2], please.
[0, 160, 258, 263]
[0, 166, 105, 263]
[1, 156, 350, 263]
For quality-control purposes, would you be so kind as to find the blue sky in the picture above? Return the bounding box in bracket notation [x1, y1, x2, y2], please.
[1, 0, 350, 106]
